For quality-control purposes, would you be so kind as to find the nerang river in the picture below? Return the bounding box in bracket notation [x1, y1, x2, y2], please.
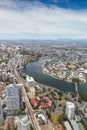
[24, 59, 87, 92]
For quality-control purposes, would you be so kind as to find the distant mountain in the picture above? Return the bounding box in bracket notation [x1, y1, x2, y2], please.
[0, 39, 87, 45]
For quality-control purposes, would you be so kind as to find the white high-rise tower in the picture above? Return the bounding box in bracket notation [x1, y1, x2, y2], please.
[66, 102, 75, 120]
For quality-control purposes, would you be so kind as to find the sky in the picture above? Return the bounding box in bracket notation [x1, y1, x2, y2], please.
[0, 0, 87, 40]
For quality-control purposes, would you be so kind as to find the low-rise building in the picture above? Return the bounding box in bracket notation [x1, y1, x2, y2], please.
[6, 116, 14, 128]
[37, 113, 47, 125]
[41, 97, 52, 108]
[26, 75, 36, 88]
[16, 115, 30, 130]
[29, 87, 35, 97]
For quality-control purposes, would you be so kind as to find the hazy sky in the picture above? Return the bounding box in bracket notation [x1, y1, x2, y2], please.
[0, 0, 87, 39]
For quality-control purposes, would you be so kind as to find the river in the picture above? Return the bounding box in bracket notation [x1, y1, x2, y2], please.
[24, 59, 87, 92]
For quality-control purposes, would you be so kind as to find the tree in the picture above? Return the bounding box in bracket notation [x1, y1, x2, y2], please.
[30, 123, 34, 130]
[46, 111, 51, 119]
[59, 103, 62, 107]
[58, 91, 63, 96]
[72, 78, 81, 84]
[59, 96, 62, 101]
[79, 92, 87, 101]
[57, 114, 67, 128]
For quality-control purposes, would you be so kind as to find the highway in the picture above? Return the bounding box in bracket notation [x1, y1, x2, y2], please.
[13, 65, 41, 130]
[22, 85, 41, 130]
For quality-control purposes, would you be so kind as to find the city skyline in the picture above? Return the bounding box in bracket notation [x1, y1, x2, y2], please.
[0, 0, 87, 40]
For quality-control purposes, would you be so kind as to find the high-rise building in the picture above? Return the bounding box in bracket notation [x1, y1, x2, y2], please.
[5, 84, 23, 111]
[66, 102, 75, 120]
[16, 115, 30, 130]
[26, 75, 36, 88]
[0, 98, 3, 125]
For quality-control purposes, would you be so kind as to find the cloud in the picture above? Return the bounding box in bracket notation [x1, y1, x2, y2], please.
[0, 0, 87, 39]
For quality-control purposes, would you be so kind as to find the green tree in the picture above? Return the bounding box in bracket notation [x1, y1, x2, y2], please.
[46, 111, 51, 119]
[80, 92, 87, 101]
[72, 78, 81, 84]
[30, 124, 34, 130]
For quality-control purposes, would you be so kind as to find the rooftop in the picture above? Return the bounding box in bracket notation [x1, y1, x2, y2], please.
[26, 75, 35, 82]
[66, 102, 75, 108]
[71, 120, 80, 130]
[16, 115, 29, 125]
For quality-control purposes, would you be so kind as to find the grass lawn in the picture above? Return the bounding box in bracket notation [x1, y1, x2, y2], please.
[51, 112, 65, 130]
[40, 120, 54, 130]
[67, 64, 76, 69]
[78, 122, 86, 130]
[59, 99, 66, 107]
[51, 112, 60, 124]
[36, 86, 43, 92]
